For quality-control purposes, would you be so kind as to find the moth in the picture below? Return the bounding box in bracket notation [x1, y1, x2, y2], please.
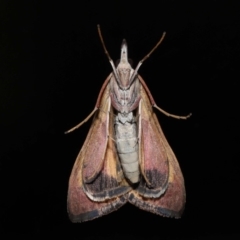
[66, 25, 191, 222]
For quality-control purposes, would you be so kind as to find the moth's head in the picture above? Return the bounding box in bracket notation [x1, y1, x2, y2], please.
[116, 39, 133, 88]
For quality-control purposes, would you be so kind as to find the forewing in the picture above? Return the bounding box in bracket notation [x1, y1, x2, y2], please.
[128, 83, 185, 218]
[67, 83, 129, 222]
[83, 92, 131, 201]
[135, 83, 169, 198]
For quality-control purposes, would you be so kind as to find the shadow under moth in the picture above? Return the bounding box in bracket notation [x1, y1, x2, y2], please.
[66, 25, 191, 222]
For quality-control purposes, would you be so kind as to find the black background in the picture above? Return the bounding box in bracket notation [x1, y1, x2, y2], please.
[1, 1, 240, 239]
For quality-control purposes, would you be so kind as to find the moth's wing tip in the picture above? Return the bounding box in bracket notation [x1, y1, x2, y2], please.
[68, 195, 128, 223]
[128, 191, 184, 218]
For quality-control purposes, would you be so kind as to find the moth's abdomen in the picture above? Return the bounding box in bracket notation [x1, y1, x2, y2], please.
[115, 113, 139, 183]
[117, 137, 139, 183]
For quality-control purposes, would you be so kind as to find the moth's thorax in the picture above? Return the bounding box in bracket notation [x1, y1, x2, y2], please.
[117, 63, 133, 89]
[110, 75, 141, 113]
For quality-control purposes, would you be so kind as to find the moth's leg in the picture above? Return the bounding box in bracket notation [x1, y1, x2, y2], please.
[138, 75, 191, 120]
[65, 74, 112, 133]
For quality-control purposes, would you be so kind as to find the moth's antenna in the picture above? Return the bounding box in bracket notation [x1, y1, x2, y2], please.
[129, 32, 166, 85]
[141, 32, 166, 63]
[97, 25, 112, 62]
[97, 25, 120, 85]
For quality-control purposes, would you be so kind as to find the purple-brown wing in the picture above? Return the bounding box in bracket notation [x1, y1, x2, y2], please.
[67, 82, 130, 222]
[128, 82, 186, 218]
